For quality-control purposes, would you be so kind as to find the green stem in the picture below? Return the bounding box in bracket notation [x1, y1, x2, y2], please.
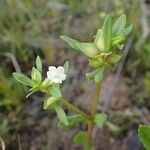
[87, 81, 101, 146]
[61, 99, 91, 120]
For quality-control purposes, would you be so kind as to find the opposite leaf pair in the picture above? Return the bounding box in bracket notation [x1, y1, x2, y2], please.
[61, 14, 132, 83]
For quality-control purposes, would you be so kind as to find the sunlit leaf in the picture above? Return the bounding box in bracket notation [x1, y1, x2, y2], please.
[31, 67, 42, 83]
[55, 105, 68, 126]
[36, 55, 42, 72]
[49, 84, 61, 98]
[13, 72, 34, 86]
[102, 14, 112, 51]
[76, 42, 98, 58]
[60, 36, 80, 50]
[43, 97, 60, 110]
[113, 14, 126, 35]
[94, 29, 104, 51]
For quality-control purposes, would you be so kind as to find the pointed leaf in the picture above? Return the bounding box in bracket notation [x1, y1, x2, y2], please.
[86, 67, 104, 83]
[36, 55, 42, 72]
[94, 113, 107, 128]
[102, 14, 112, 51]
[63, 61, 69, 74]
[138, 125, 150, 150]
[76, 42, 98, 58]
[49, 84, 61, 98]
[55, 105, 68, 126]
[31, 67, 42, 83]
[13, 72, 34, 86]
[122, 25, 133, 36]
[43, 97, 60, 110]
[73, 132, 94, 150]
[73, 131, 89, 146]
[94, 29, 105, 51]
[60, 36, 80, 50]
[113, 14, 126, 35]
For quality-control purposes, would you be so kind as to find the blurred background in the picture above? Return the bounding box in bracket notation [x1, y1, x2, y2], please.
[0, 0, 150, 149]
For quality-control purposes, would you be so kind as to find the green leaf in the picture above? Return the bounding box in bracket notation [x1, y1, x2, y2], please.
[55, 105, 68, 126]
[36, 55, 42, 72]
[73, 132, 94, 150]
[43, 97, 60, 110]
[138, 125, 150, 150]
[102, 14, 112, 51]
[110, 54, 122, 64]
[122, 24, 133, 36]
[42, 78, 52, 88]
[63, 61, 69, 74]
[61, 36, 98, 58]
[76, 42, 98, 58]
[13, 72, 34, 86]
[60, 36, 80, 50]
[73, 131, 89, 146]
[31, 67, 42, 83]
[86, 67, 104, 83]
[113, 14, 126, 35]
[112, 35, 125, 46]
[94, 113, 107, 128]
[88, 57, 103, 68]
[49, 84, 61, 98]
[58, 115, 86, 129]
[94, 29, 105, 51]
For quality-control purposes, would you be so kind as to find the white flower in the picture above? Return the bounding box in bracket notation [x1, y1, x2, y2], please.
[47, 66, 66, 84]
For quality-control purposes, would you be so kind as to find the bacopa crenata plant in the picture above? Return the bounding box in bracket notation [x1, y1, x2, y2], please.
[13, 14, 132, 150]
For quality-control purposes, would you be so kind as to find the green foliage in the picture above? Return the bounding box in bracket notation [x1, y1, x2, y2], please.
[113, 14, 126, 35]
[86, 67, 104, 83]
[60, 36, 98, 58]
[60, 36, 80, 51]
[49, 84, 62, 98]
[13, 72, 34, 86]
[138, 125, 150, 150]
[73, 132, 94, 150]
[36, 56, 42, 73]
[55, 105, 68, 126]
[94, 113, 107, 128]
[43, 97, 60, 110]
[61, 14, 132, 83]
[63, 61, 70, 74]
[58, 115, 86, 129]
[31, 67, 42, 83]
[102, 14, 112, 51]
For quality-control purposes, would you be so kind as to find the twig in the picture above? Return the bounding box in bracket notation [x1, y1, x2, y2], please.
[5, 52, 28, 93]
[5, 52, 21, 73]
[18, 134, 22, 150]
[0, 137, 5, 150]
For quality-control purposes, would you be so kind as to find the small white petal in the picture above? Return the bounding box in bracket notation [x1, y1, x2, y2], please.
[59, 74, 66, 80]
[47, 66, 67, 84]
[48, 66, 56, 71]
[57, 66, 65, 74]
